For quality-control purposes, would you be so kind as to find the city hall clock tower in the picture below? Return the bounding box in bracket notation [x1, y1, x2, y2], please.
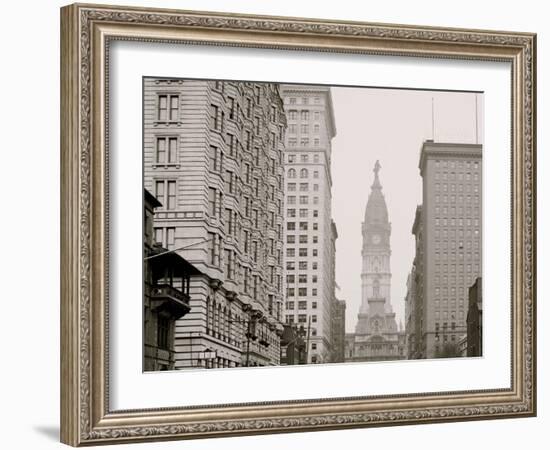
[348, 161, 405, 361]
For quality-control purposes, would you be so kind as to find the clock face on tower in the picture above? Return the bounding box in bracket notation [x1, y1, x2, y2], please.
[371, 234, 381, 244]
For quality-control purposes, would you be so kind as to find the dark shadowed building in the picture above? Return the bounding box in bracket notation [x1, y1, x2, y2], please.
[144, 189, 202, 371]
[466, 277, 482, 357]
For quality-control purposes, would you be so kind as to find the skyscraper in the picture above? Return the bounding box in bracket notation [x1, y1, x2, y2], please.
[346, 162, 405, 362]
[143, 78, 287, 368]
[280, 85, 337, 364]
[416, 141, 482, 358]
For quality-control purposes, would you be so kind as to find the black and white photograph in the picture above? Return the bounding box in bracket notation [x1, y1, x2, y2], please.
[143, 79, 483, 371]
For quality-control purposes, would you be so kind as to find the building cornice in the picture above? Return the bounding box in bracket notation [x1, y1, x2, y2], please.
[418, 141, 482, 176]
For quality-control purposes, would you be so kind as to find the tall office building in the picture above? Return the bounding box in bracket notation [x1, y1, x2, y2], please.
[143, 78, 287, 368]
[417, 141, 482, 358]
[346, 162, 405, 362]
[279, 85, 337, 364]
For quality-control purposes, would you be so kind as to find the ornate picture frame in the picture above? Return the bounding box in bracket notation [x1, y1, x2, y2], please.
[60, 3, 536, 446]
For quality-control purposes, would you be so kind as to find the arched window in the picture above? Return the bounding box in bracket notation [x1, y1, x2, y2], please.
[300, 168, 308, 178]
[288, 168, 296, 179]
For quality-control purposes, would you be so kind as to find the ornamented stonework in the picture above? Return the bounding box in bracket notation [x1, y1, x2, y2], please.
[346, 161, 406, 362]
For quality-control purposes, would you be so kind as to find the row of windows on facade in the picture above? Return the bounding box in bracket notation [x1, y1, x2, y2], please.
[285, 314, 319, 324]
[434, 310, 466, 321]
[286, 248, 319, 258]
[205, 299, 280, 348]
[286, 274, 319, 284]
[434, 206, 480, 217]
[287, 153, 323, 164]
[286, 222, 319, 232]
[288, 138, 321, 148]
[286, 287, 319, 297]
[285, 261, 319, 271]
[286, 96, 322, 106]
[434, 185, 481, 196]
[287, 123, 321, 134]
[287, 209, 320, 219]
[287, 168, 320, 179]
[207, 233, 283, 283]
[209, 144, 281, 184]
[434, 171, 480, 181]
[286, 196, 320, 206]
[207, 190, 284, 245]
[434, 264, 481, 273]
[434, 218, 481, 227]
[285, 300, 318, 310]
[209, 102, 285, 146]
[211, 81, 283, 120]
[286, 234, 319, 245]
[434, 322, 464, 332]
[287, 182, 320, 192]
[157, 88, 284, 126]
[434, 160, 480, 170]
[152, 134, 284, 184]
[434, 229, 480, 240]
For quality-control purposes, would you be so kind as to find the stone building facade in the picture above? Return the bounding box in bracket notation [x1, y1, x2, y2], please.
[346, 162, 406, 362]
[143, 78, 287, 368]
[279, 85, 338, 364]
[415, 141, 483, 359]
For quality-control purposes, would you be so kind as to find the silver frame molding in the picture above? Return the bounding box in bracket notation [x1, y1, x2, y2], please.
[60, 3, 536, 446]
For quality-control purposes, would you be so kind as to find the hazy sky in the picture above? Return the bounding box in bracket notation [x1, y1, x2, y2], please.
[329, 87, 483, 333]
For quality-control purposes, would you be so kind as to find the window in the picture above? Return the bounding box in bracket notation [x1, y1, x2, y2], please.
[299, 196, 308, 205]
[287, 208, 296, 218]
[298, 288, 307, 297]
[158, 94, 179, 121]
[156, 136, 178, 164]
[287, 235, 295, 244]
[286, 248, 295, 257]
[288, 168, 296, 179]
[299, 261, 308, 270]
[301, 124, 308, 134]
[298, 314, 307, 323]
[312, 315, 317, 323]
[209, 145, 222, 172]
[299, 248, 308, 257]
[210, 104, 219, 130]
[299, 222, 308, 231]
[225, 208, 233, 235]
[298, 274, 307, 283]
[208, 188, 218, 217]
[299, 235, 308, 244]
[228, 97, 235, 119]
[301, 110, 310, 120]
[298, 301, 307, 310]
[286, 289, 295, 298]
[300, 168, 308, 178]
[157, 316, 170, 349]
[155, 180, 177, 210]
[299, 209, 308, 218]
[287, 196, 296, 205]
[313, 170, 319, 178]
[285, 301, 295, 309]
[287, 222, 296, 231]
